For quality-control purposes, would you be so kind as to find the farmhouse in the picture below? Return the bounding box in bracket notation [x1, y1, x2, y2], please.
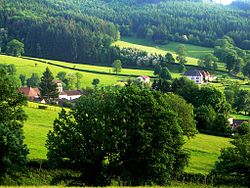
[18, 87, 40, 100]
[137, 76, 150, 83]
[19, 80, 83, 103]
[55, 80, 83, 101]
[58, 90, 83, 101]
[183, 69, 215, 84]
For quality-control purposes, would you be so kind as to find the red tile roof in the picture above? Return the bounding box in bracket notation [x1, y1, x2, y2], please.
[18, 87, 40, 97]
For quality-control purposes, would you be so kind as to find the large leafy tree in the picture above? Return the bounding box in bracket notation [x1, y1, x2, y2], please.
[6, 39, 24, 57]
[39, 67, 58, 103]
[0, 68, 28, 180]
[212, 134, 250, 186]
[46, 86, 191, 186]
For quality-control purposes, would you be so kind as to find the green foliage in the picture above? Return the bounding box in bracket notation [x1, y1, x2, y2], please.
[19, 74, 26, 86]
[6, 39, 24, 57]
[39, 67, 58, 103]
[171, 77, 199, 105]
[0, 64, 16, 75]
[75, 73, 83, 90]
[212, 134, 250, 186]
[46, 86, 191, 186]
[195, 105, 216, 131]
[236, 121, 250, 135]
[112, 59, 122, 74]
[165, 52, 175, 63]
[233, 89, 250, 115]
[242, 61, 250, 79]
[26, 73, 40, 87]
[198, 54, 218, 71]
[0, 68, 28, 181]
[164, 94, 197, 137]
[92, 78, 100, 88]
[159, 67, 172, 80]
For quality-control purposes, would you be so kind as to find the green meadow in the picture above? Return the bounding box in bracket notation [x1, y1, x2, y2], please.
[114, 37, 227, 71]
[120, 37, 214, 59]
[0, 55, 153, 88]
[31, 57, 154, 77]
[23, 104, 231, 175]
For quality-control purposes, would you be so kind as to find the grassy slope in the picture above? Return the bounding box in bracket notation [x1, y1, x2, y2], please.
[23, 105, 231, 175]
[184, 134, 231, 174]
[121, 37, 214, 59]
[0, 55, 153, 88]
[32, 57, 154, 76]
[114, 37, 229, 72]
[23, 103, 62, 159]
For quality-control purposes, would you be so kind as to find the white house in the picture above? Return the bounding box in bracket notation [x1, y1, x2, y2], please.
[59, 90, 83, 101]
[183, 69, 216, 84]
[55, 80, 83, 101]
[184, 69, 204, 84]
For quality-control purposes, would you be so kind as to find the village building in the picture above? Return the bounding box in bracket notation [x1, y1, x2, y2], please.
[18, 87, 40, 101]
[54, 80, 83, 101]
[59, 90, 83, 101]
[19, 80, 83, 103]
[183, 69, 216, 84]
[137, 76, 150, 84]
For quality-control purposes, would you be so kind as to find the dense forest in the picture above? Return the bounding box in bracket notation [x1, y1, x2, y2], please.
[1, 0, 250, 64]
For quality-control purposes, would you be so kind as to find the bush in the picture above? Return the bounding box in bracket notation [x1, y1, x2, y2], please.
[236, 122, 250, 135]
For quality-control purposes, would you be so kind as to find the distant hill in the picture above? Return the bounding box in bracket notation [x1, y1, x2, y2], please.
[1, 0, 250, 65]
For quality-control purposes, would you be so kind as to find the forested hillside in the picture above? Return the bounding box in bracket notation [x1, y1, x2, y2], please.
[1, 0, 250, 64]
[0, 0, 119, 64]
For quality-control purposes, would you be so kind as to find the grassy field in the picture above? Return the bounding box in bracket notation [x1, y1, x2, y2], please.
[184, 134, 231, 174]
[121, 37, 214, 59]
[23, 104, 231, 175]
[0, 55, 153, 88]
[32, 57, 155, 77]
[23, 103, 62, 159]
[114, 37, 226, 71]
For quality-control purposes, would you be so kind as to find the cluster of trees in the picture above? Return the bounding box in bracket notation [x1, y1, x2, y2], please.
[153, 77, 231, 134]
[0, 0, 119, 64]
[224, 83, 250, 115]
[115, 46, 185, 73]
[19, 70, 84, 90]
[46, 85, 195, 185]
[213, 36, 250, 74]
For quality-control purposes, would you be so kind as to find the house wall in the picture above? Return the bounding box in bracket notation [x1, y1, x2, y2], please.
[187, 75, 203, 84]
[59, 95, 82, 101]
